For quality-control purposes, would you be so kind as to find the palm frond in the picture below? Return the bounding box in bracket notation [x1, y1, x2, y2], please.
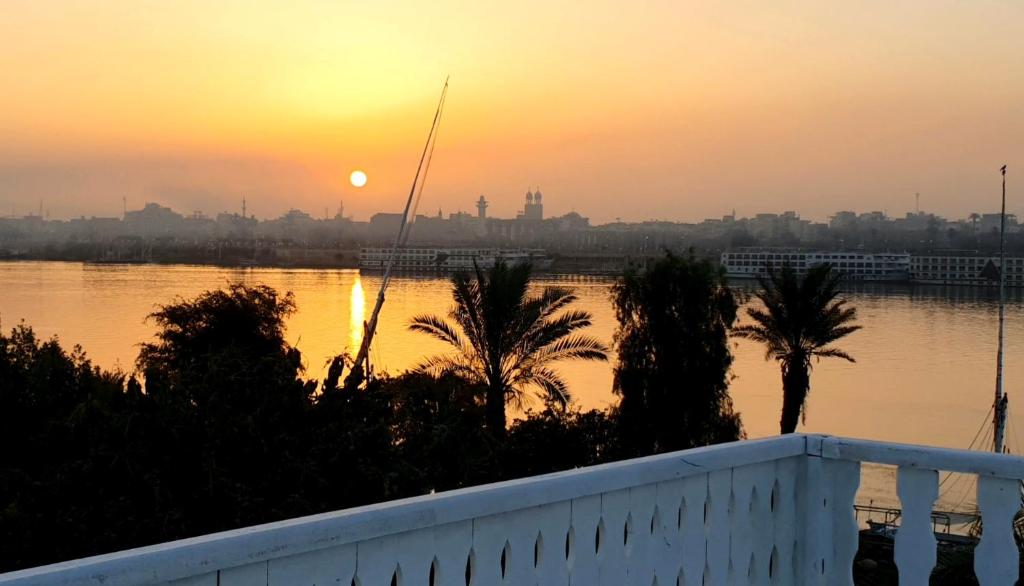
[408, 314, 467, 349]
[517, 366, 572, 407]
[413, 354, 483, 381]
[813, 347, 856, 362]
[533, 334, 609, 364]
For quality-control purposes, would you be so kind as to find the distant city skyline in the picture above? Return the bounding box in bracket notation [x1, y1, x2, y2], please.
[3, 190, 1018, 231]
[2, 2, 1021, 223]
[0, 188, 1017, 225]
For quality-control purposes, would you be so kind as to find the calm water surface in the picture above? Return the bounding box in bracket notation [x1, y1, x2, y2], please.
[4, 261, 1024, 511]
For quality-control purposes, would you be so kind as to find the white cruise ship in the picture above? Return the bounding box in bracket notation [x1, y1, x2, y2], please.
[912, 255, 1024, 286]
[359, 247, 554, 272]
[721, 249, 911, 281]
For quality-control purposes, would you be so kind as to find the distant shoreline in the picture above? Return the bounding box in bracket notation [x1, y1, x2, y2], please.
[2, 257, 1022, 292]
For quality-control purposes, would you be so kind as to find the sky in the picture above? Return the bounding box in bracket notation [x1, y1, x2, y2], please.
[1, 0, 1022, 224]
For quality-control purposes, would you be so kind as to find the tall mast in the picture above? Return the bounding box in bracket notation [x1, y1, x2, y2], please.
[345, 79, 449, 387]
[994, 165, 1008, 453]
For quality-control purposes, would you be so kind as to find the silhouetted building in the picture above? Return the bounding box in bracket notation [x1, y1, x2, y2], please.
[519, 190, 543, 221]
[123, 203, 184, 236]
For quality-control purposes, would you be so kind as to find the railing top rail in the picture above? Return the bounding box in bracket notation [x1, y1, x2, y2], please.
[815, 435, 1024, 478]
[0, 434, 805, 586]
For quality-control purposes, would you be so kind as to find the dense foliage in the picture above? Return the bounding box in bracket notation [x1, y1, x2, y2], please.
[0, 285, 617, 572]
[612, 251, 744, 454]
[1, 258, 765, 572]
[733, 264, 861, 434]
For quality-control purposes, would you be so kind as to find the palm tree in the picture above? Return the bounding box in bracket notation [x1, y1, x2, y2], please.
[733, 264, 861, 434]
[409, 261, 608, 434]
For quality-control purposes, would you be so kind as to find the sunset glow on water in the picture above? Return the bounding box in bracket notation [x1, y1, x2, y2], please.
[4, 261, 1023, 454]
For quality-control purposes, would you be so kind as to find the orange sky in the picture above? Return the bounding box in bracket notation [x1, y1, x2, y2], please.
[1, 0, 1022, 223]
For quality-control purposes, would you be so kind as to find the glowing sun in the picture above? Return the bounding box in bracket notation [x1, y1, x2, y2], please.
[350, 170, 368, 188]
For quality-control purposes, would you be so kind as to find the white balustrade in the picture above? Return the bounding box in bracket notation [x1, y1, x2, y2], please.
[3, 434, 1024, 586]
[894, 467, 938, 585]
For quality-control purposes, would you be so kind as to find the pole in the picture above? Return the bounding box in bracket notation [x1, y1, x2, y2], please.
[345, 79, 448, 388]
[995, 165, 1008, 453]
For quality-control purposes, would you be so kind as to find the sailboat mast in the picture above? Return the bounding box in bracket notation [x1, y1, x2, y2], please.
[346, 79, 449, 386]
[995, 165, 1008, 453]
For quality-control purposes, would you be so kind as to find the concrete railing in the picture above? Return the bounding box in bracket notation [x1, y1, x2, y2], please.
[2, 434, 1022, 586]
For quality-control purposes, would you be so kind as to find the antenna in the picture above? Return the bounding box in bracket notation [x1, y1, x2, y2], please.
[915, 192, 920, 214]
[242, 196, 247, 219]
[122, 197, 127, 220]
[346, 77, 449, 388]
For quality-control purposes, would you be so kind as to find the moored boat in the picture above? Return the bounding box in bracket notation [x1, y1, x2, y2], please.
[359, 247, 553, 272]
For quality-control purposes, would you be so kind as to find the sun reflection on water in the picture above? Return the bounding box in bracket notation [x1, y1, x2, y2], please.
[349, 275, 365, 350]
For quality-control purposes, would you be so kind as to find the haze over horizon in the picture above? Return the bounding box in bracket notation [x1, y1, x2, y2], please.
[2, 1, 1022, 224]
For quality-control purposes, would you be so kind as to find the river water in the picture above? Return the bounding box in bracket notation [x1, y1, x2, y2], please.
[3, 260, 1024, 512]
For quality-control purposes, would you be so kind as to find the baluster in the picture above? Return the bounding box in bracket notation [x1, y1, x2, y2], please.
[824, 459, 859, 586]
[530, 501, 571, 586]
[473, 508, 536, 586]
[729, 464, 759, 584]
[652, 479, 685, 586]
[568, 494, 601, 586]
[354, 535, 406, 586]
[626, 484, 657, 585]
[597, 488, 629, 586]
[974, 476, 1021, 586]
[679, 474, 709, 586]
[799, 455, 827, 586]
[894, 467, 938, 586]
[704, 468, 731, 586]
[396, 529, 440, 586]
[771, 457, 799, 586]
[432, 521, 473, 586]
[743, 462, 775, 586]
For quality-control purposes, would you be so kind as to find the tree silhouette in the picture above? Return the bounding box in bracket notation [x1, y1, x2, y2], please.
[409, 262, 607, 434]
[137, 284, 318, 533]
[733, 264, 861, 434]
[612, 251, 744, 454]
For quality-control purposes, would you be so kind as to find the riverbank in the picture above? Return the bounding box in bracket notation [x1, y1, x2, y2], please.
[1, 247, 662, 274]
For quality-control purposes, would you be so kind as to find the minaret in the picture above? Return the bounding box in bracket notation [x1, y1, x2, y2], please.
[242, 196, 247, 219]
[476, 195, 488, 219]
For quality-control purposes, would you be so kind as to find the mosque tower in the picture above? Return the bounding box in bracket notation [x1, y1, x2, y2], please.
[476, 195, 488, 219]
[523, 188, 543, 220]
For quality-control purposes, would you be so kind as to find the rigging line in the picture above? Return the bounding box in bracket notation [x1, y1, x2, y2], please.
[347, 78, 448, 383]
[388, 78, 449, 283]
[947, 425, 994, 511]
[1009, 405, 1022, 455]
[401, 83, 448, 246]
[950, 473, 979, 513]
[940, 468, 970, 502]
[940, 457, 973, 498]
[939, 403, 995, 489]
[948, 422, 993, 505]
